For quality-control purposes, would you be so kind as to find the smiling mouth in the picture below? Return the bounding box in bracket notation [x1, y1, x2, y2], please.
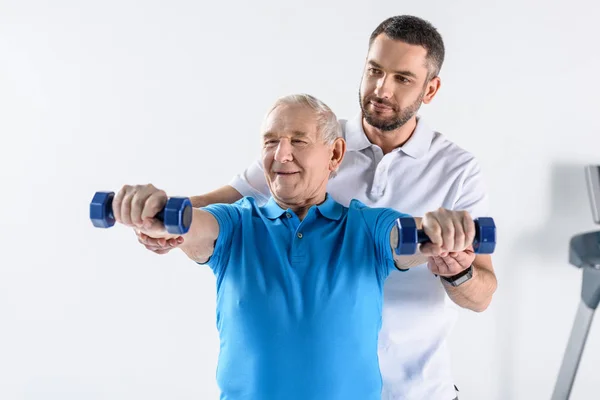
[275, 172, 299, 175]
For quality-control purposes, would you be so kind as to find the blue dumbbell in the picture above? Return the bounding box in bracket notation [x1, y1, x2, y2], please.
[90, 191, 193, 235]
[395, 217, 496, 255]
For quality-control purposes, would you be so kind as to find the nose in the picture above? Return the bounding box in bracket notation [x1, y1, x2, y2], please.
[374, 75, 393, 99]
[274, 139, 293, 163]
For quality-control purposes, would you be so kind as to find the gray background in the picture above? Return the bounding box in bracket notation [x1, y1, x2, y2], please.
[1, 0, 599, 399]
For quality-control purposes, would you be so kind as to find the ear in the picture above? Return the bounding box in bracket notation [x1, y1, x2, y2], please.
[329, 138, 346, 172]
[422, 76, 441, 105]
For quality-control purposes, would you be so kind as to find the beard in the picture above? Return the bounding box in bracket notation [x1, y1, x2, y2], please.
[359, 89, 424, 132]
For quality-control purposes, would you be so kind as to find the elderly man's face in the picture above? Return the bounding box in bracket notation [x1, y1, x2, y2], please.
[261, 104, 338, 206]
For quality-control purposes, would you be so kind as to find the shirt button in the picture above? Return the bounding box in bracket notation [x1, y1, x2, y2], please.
[286, 212, 292, 218]
[297, 232, 303, 239]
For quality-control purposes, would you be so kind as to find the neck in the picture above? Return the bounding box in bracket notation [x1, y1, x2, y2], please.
[275, 192, 327, 220]
[362, 115, 417, 154]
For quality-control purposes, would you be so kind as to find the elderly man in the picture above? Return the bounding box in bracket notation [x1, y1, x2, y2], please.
[114, 94, 479, 400]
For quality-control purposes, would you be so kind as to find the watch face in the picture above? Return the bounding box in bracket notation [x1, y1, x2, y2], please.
[452, 274, 470, 286]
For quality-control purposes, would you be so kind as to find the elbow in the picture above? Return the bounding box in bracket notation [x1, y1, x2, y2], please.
[470, 298, 492, 313]
[471, 279, 498, 313]
[186, 247, 214, 264]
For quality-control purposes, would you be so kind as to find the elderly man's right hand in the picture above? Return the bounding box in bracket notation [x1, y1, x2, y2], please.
[113, 184, 185, 254]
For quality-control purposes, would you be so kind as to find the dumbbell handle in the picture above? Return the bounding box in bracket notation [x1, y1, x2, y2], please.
[416, 230, 431, 244]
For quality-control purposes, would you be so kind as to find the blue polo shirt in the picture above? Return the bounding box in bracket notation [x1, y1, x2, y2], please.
[200, 194, 408, 400]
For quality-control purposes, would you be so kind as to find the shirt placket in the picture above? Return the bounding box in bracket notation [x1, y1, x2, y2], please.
[285, 210, 308, 266]
[370, 147, 394, 196]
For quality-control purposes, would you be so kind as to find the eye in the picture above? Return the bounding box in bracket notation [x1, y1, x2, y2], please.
[396, 76, 410, 83]
[291, 139, 307, 144]
[264, 139, 278, 146]
[368, 67, 382, 75]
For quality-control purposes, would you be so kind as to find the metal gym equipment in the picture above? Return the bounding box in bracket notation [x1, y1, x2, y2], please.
[551, 165, 600, 399]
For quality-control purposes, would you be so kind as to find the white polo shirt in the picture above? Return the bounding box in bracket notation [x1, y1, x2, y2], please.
[229, 113, 489, 400]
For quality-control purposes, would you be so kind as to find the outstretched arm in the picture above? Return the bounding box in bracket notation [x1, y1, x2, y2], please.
[113, 184, 220, 263]
[137, 185, 241, 254]
[140, 158, 268, 253]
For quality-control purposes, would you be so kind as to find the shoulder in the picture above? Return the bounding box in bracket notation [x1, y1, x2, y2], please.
[202, 196, 261, 221]
[347, 198, 367, 210]
[422, 129, 483, 183]
[347, 199, 410, 219]
[204, 196, 256, 211]
[234, 196, 259, 209]
[430, 131, 479, 166]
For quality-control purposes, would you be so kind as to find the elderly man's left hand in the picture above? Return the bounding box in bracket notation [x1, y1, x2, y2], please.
[418, 208, 475, 255]
[416, 208, 477, 277]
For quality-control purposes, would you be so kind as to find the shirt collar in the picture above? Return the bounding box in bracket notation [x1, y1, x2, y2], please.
[399, 116, 435, 159]
[263, 194, 343, 221]
[315, 193, 343, 220]
[344, 112, 435, 159]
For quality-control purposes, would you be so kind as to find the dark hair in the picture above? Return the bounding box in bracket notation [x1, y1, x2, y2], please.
[369, 15, 445, 80]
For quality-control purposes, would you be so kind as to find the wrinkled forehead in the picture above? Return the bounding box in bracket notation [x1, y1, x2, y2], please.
[261, 104, 320, 139]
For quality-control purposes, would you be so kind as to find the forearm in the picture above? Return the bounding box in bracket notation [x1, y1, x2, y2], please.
[190, 185, 243, 208]
[443, 261, 497, 312]
[394, 254, 428, 269]
[178, 209, 220, 263]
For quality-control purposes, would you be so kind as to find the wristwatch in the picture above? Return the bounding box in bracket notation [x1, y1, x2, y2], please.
[441, 265, 473, 287]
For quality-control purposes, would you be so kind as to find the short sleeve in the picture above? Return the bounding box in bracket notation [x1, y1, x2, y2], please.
[452, 157, 490, 218]
[197, 202, 242, 275]
[228, 158, 270, 205]
[360, 206, 411, 279]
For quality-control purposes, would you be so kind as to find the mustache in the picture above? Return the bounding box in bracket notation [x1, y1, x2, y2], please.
[367, 96, 396, 110]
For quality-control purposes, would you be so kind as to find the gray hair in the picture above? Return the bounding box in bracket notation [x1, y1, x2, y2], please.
[263, 93, 342, 144]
